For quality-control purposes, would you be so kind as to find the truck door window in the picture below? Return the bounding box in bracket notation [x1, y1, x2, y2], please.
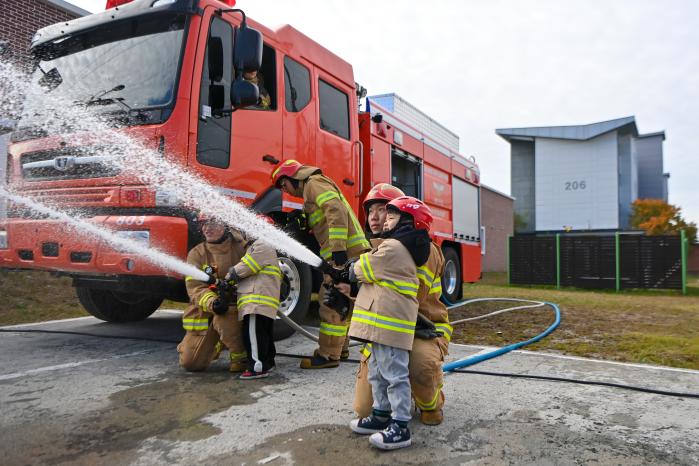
[318, 79, 350, 140]
[196, 17, 233, 169]
[392, 148, 422, 199]
[284, 56, 310, 112]
[241, 44, 276, 111]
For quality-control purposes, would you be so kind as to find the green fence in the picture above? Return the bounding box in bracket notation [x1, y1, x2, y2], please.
[508, 232, 689, 293]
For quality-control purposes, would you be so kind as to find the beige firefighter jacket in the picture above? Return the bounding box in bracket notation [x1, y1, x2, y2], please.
[184, 233, 246, 333]
[231, 239, 282, 320]
[349, 238, 420, 351]
[416, 242, 453, 342]
[290, 165, 369, 262]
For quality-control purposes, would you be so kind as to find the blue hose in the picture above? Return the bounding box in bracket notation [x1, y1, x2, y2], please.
[442, 301, 561, 372]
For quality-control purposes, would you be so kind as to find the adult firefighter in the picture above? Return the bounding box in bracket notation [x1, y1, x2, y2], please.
[272, 159, 370, 369]
[177, 216, 248, 372]
[353, 185, 453, 425]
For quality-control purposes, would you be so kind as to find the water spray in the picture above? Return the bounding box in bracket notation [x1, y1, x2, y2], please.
[0, 60, 322, 268]
[0, 188, 209, 282]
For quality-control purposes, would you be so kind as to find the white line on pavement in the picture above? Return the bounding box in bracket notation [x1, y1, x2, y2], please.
[0, 350, 151, 381]
[0, 316, 93, 329]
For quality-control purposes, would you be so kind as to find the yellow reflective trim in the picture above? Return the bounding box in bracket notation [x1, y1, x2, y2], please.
[242, 254, 261, 273]
[198, 291, 217, 309]
[347, 233, 370, 249]
[259, 266, 284, 279]
[183, 317, 209, 331]
[319, 322, 348, 337]
[185, 276, 194, 282]
[229, 351, 247, 360]
[353, 308, 416, 327]
[316, 190, 341, 207]
[414, 384, 443, 410]
[352, 317, 415, 335]
[308, 209, 324, 227]
[320, 247, 332, 259]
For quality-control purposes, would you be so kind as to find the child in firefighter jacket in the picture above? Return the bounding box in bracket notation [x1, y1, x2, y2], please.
[226, 219, 282, 379]
[348, 196, 433, 450]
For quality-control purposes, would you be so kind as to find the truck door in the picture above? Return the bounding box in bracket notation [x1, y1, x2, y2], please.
[192, 13, 282, 201]
[281, 55, 316, 168]
[314, 70, 358, 204]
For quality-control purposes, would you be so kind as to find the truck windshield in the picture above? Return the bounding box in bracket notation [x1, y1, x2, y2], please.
[22, 14, 187, 130]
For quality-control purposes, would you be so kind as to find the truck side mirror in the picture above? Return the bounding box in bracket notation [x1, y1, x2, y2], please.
[230, 78, 259, 109]
[233, 23, 262, 72]
[208, 37, 224, 82]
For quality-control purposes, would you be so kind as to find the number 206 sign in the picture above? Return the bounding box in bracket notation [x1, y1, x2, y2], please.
[564, 180, 586, 191]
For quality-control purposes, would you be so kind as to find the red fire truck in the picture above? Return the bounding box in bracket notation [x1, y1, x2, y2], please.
[0, 0, 481, 337]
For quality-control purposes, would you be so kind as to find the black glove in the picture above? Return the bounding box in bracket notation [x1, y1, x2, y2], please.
[224, 267, 239, 284]
[285, 210, 307, 233]
[211, 296, 229, 315]
[414, 315, 439, 340]
[331, 250, 348, 267]
[322, 285, 350, 320]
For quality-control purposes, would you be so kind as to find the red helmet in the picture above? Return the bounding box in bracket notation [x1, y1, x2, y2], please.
[386, 196, 433, 231]
[271, 159, 303, 187]
[363, 183, 405, 211]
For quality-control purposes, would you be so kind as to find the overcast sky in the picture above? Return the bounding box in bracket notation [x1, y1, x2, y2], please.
[71, 0, 699, 223]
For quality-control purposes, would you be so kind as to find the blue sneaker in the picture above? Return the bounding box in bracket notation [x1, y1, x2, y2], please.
[350, 415, 391, 435]
[369, 422, 412, 450]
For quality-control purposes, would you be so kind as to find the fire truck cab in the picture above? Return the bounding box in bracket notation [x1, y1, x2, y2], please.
[1, 0, 481, 336]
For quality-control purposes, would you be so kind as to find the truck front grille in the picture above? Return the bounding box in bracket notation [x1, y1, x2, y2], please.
[21, 147, 121, 181]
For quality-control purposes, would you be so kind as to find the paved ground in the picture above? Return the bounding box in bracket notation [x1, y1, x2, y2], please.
[0, 311, 697, 466]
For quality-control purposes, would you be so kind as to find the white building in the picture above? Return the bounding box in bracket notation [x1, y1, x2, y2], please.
[497, 116, 668, 233]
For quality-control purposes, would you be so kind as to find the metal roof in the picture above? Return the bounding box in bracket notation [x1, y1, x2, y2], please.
[496, 116, 638, 142]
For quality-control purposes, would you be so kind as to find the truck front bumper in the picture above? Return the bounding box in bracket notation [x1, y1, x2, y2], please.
[0, 215, 189, 277]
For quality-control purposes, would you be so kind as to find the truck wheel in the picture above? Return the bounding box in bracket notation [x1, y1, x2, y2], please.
[441, 247, 462, 304]
[76, 287, 162, 323]
[274, 255, 312, 341]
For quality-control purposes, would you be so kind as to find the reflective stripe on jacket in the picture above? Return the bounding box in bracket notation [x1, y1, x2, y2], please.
[301, 172, 369, 261]
[233, 239, 282, 320]
[348, 238, 419, 351]
[184, 233, 246, 332]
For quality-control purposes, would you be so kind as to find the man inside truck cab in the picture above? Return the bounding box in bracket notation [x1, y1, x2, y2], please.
[242, 69, 271, 110]
[272, 159, 370, 369]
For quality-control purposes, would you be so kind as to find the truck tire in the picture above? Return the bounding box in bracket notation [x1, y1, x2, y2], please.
[76, 287, 163, 323]
[274, 255, 312, 341]
[441, 246, 462, 304]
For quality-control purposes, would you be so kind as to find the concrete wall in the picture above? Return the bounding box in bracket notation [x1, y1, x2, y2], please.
[635, 134, 666, 201]
[481, 185, 514, 272]
[617, 130, 638, 230]
[535, 131, 619, 231]
[510, 140, 535, 232]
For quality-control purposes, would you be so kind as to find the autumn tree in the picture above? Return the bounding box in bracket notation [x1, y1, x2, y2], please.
[630, 199, 697, 244]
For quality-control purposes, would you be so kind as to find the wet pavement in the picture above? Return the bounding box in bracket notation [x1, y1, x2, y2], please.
[0, 311, 698, 465]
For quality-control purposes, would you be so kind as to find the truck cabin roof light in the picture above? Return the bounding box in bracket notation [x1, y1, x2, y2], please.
[151, 0, 177, 7]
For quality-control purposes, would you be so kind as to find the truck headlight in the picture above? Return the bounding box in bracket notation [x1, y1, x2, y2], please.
[155, 189, 179, 207]
[0, 230, 7, 249]
[114, 230, 150, 250]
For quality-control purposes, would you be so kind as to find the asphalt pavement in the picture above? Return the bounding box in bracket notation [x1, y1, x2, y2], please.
[0, 311, 697, 465]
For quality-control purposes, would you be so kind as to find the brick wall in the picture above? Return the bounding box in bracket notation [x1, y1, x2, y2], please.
[481, 185, 514, 272]
[0, 0, 84, 67]
[688, 244, 699, 274]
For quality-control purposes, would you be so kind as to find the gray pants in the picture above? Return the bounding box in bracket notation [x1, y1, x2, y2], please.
[368, 342, 411, 423]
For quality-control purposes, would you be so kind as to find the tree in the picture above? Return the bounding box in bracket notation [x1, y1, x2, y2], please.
[630, 199, 697, 244]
